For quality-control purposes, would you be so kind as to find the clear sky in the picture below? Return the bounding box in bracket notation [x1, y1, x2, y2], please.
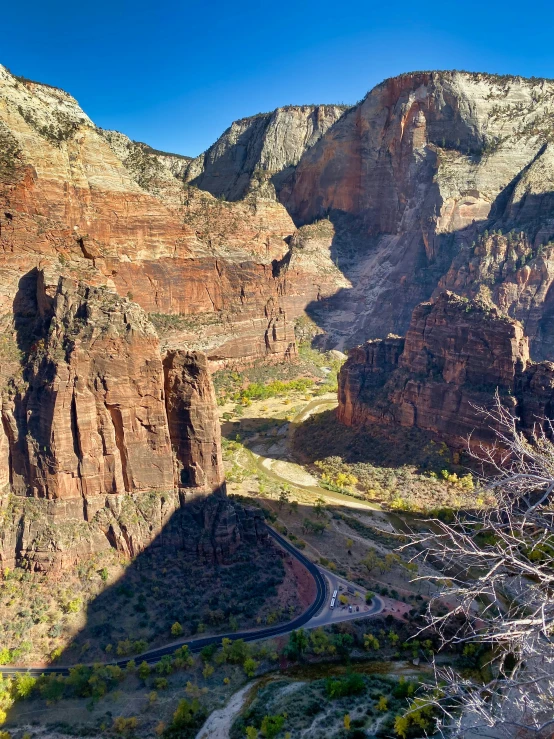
[3, 0, 554, 157]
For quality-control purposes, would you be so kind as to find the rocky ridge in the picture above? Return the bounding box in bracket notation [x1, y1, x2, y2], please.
[278, 71, 554, 354]
[0, 64, 342, 370]
[184, 105, 348, 201]
[338, 291, 554, 449]
[6, 64, 554, 558]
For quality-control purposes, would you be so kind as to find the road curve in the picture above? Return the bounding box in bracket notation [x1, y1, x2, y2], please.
[3, 525, 382, 676]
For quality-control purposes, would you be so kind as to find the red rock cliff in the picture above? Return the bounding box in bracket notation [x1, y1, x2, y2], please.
[338, 292, 554, 448]
[0, 274, 228, 570]
[0, 65, 344, 368]
[281, 71, 554, 356]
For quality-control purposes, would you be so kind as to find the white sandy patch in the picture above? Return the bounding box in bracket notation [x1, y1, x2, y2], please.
[262, 458, 318, 487]
[195, 681, 256, 739]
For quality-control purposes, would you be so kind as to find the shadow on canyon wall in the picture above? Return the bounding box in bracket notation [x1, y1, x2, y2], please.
[290, 183, 554, 356]
[9, 493, 288, 670]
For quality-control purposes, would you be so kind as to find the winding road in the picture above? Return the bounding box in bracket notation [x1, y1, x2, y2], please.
[2, 525, 383, 677]
[3, 397, 387, 676]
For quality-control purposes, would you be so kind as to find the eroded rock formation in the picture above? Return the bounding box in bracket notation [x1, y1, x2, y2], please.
[0, 274, 235, 570]
[338, 292, 554, 449]
[279, 71, 554, 355]
[6, 63, 554, 563]
[0, 65, 335, 369]
[164, 350, 224, 490]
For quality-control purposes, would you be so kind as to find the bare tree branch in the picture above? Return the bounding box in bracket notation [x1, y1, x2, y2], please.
[402, 392, 554, 738]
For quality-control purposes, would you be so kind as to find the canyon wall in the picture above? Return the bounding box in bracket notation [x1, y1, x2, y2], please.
[11, 66, 554, 368]
[184, 105, 348, 201]
[6, 64, 554, 558]
[0, 65, 343, 371]
[0, 274, 233, 571]
[338, 291, 554, 449]
[277, 71, 554, 356]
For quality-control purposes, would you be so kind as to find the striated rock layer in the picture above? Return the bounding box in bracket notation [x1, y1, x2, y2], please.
[338, 291, 554, 449]
[0, 65, 342, 369]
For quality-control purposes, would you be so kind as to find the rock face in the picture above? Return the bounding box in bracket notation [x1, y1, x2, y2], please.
[8, 63, 554, 561]
[0, 274, 232, 570]
[19, 277, 175, 500]
[280, 71, 554, 356]
[338, 292, 554, 449]
[164, 350, 224, 490]
[99, 128, 192, 197]
[7, 67, 554, 365]
[0, 65, 334, 370]
[184, 105, 347, 201]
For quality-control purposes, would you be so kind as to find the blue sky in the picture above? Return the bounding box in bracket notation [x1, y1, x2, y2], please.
[3, 0, 554, 156]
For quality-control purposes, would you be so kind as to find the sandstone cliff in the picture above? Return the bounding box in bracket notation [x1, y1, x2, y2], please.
[279, 71, 554, 356]
[338, 291, 554, 449]
[0, 65, 338, 369]
[184, 105, 348, 201]
[0, 274, 233, 570]
[99, 128, 192, 199]
[9, 66, 554, 365]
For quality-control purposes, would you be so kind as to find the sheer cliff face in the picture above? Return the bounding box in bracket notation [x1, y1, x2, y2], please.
[0, 275, 228, 570]
[184, 105, 348, 201]
[338, 292, 554, 449]
[280, 71, 554, 355]
[17, 276, 224, 498]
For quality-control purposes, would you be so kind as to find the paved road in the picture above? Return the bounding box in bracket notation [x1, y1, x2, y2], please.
[1, 525, 382, 677]
[306, 568, 383, 630]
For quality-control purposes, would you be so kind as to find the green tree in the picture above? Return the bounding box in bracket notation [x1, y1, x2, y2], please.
[171, 697, 203, 729]
[173, 645, 194, 669]
[286, 628, 309, 660]
[137, 661, 150, 681]
[242, 657, 259, 677]
[156, 655, 174, 675]
[171, 621, 183, 637]
[361, 549, 381, 572]
[310, 628, 335, 655]
[260, 714, 285, 738]
[278, 488, 290, 509]
[14, 673, 36, 699]
[363, 634, 380, 651]
[394, 714, 409, 738]
[332, 633, 354, 659]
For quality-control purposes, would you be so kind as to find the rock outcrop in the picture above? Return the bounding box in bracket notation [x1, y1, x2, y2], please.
[99, 128, 192, 198]
[11, 66, 554, 367]
[0, 274, 233, 570]
[338, 291, 554, 449]
[164, 350, 224, 490]
[184, 105, 348, 201]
